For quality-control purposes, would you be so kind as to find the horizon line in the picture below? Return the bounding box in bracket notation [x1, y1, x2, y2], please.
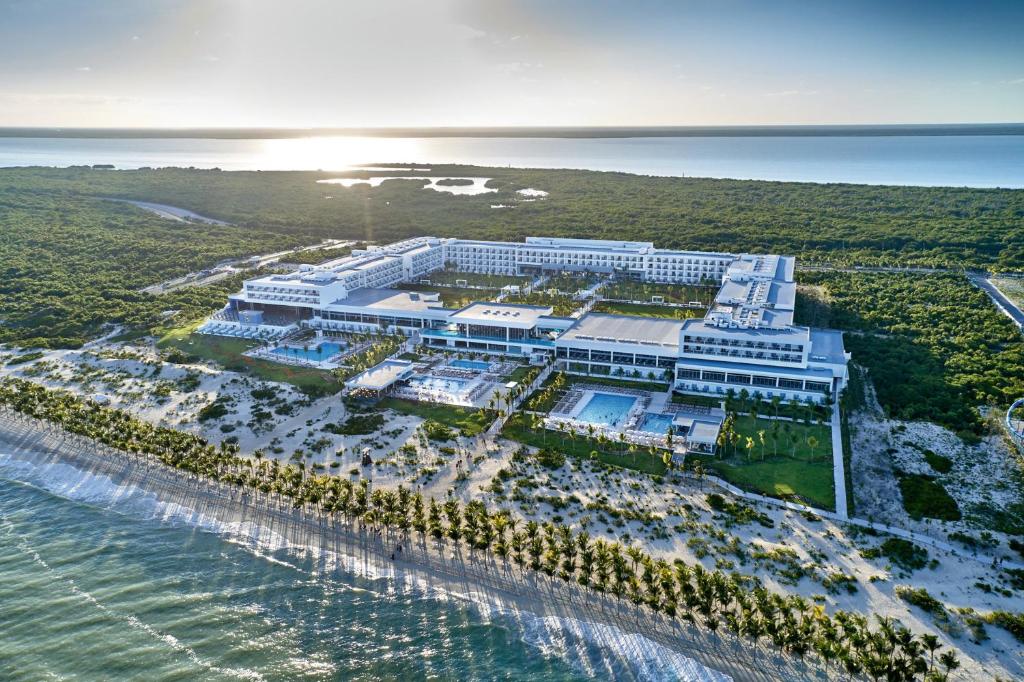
[1, 122, 1023, 139]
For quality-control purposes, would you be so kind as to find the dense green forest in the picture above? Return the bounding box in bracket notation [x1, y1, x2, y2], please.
[0, 188, 297, 347]
[2, 166, 1022, 364]
[4, 166, 1022, 269]
[796, 271, 1024, 434]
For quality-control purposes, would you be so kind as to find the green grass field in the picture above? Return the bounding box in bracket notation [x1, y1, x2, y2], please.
[377, 398, 494, 436]
[157, 323, 341, 396]
[592, 301, 705, 319]
[501, 412, 668, 476]
[600, 281, 717, 305]
[694, 414, 835, 509]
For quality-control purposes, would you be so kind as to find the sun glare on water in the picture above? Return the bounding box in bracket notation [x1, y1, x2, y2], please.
[254, 136, 425, 171]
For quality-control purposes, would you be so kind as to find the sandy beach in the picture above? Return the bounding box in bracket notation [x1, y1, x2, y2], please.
[0, 411, 834, 682]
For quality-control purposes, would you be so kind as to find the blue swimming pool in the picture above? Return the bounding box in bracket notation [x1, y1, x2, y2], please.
[410, 375, 471, 393]
[638, 412, 676, 435]
[269, 342, 343, 362]
[576, 392, 637, 428]
[450, 359, 491, 371]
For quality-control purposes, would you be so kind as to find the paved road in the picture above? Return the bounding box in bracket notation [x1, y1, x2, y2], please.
[969, 273, 1024, 329]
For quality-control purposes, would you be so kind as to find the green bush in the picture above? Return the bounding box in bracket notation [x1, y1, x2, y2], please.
[922, 449, 953, 474]
[879, 538, 929, 571]
[897, 472, 961, 521]
[535, 448, 566, 469]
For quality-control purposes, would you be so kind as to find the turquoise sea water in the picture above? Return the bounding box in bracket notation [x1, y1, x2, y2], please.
[0, 457, 732, 682]
[0, 133, 1021, 187]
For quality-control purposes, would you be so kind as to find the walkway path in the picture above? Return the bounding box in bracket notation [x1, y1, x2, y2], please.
[830, 401, 847, 518]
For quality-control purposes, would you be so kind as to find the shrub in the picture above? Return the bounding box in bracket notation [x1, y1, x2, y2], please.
[324, 413, 384, 435]
[984, 611, 1024, 644]
[922, 449, 954, 474]
[197, 399, 229, 422]
[535, 448, 566, 469]
[897, 472, 961, 521]
[879, 538, 929, 571]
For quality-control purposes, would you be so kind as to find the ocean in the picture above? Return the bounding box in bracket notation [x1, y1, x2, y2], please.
[0, 451, 733, 681]
[0, 131, 1022, 187]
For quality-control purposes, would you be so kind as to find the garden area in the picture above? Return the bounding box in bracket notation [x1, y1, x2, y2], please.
[397, 283, 501, 309]
[501, 291, 580, 317]
[501, 412, 668, 476]
[420, 269, 533, 290]
[695, 414, 836, 509]
[592, 301, 705, 320]
[157, 322, 341, 396]
[601, 281, 718, 305]
[377, 397, 495, 437]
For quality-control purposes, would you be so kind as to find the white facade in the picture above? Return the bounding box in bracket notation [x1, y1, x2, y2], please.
[225, 235, 849, 404]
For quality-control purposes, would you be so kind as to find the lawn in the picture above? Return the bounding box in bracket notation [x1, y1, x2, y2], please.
[506, 364, 541, 384]
[600, 281, 718, 305]
[502, 412, 668, 476]
[593, 301, 705, 320]
[157, 322, 341, 396]
[501, 292, 580, 317]
[693, 414, 836, 509]
[377, 398, 495, 436]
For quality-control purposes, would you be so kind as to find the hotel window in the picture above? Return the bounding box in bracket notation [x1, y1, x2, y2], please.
[678, 368, 700, 380]
[805, 381, 831, 393]
[727, 373, 752, 385]
[702, 371, 726, 382]
[778, 378, 804, 390]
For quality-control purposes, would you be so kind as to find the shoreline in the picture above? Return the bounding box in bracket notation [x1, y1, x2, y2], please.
[0, 413, 820, 682]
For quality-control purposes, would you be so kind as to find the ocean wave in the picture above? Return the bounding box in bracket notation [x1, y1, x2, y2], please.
[0, 450, 731, 682]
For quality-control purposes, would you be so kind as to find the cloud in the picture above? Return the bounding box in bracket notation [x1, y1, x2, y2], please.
[75, 66, 92, 72]
[1002, 77, 1024, 85]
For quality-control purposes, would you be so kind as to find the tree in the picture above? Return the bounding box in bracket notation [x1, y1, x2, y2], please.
[806, 435, 819, 461]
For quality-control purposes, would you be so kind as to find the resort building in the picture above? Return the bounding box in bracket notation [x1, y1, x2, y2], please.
[219, 235, 849, 404]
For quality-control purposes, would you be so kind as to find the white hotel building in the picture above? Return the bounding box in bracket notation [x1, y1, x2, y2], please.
[227, 236, 849, 404]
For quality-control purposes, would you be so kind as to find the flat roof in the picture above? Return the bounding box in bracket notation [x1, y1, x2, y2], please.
[681, 318, 809, 339]
[560, 313, 683, 349]
[449, 302, 553, 327]
[345, 359, 415, 391]
[809, 328, 848, 364]
[331, 288, 446, 312]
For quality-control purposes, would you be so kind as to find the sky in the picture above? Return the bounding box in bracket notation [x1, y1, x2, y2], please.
[0, 0, 1021, 128]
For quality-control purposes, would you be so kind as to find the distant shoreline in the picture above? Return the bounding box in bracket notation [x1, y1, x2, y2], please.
[1, 123, 1023, 139]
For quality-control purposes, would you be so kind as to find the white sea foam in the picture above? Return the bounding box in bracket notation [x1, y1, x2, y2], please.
[0, 450, 731, 681]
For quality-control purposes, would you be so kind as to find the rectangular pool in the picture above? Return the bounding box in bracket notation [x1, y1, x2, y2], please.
[449, 359, 491, 371]
[410, 375, 471, 393]
[269, 342, 344, 362]
[637, 412, 676, 435]
[576, 392, 637, 428]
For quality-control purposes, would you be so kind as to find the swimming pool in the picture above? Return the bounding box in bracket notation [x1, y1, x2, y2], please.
[576, 392, 637, 428]
[637, 412, 676, 435]
[410, 375, 471, 393]
[449, 359, 491, 371]
[269, 342, 343, 361]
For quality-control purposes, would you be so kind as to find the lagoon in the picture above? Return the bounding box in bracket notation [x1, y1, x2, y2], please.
[1, 132, 1022, 187]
